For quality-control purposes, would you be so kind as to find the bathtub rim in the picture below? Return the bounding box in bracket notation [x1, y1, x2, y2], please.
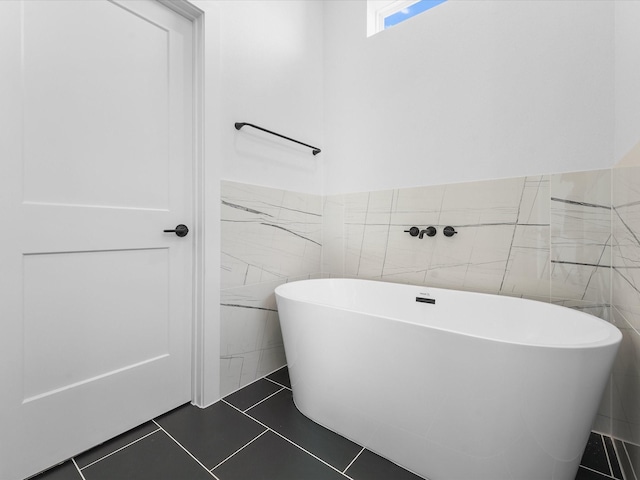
[274, 278, 622, 350]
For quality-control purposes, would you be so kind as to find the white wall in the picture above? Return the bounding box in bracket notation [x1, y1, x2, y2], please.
[323, 0, 615, 195]
[615, 0, 640, 165]
[191, 0, 325, 405]
[217, 0, 324, 195]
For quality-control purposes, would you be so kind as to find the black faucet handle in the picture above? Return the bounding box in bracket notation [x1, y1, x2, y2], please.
[443, 226, 457, 237]
[404, 227, 420, 237]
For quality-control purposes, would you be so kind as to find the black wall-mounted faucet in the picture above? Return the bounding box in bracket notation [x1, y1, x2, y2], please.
[404, 226, 437, 238]
[419, 227, 437, 238]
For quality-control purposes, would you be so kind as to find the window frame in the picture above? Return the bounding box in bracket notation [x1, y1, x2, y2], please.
[367, 0, 445, 37]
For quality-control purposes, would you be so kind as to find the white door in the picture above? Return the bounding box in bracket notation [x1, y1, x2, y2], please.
[0, 1, 194, 478]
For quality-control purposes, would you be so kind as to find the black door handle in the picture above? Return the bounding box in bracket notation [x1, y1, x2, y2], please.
[163, 224, 189, 237]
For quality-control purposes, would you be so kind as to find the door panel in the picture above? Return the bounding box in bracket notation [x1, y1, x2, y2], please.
[0, 1, 194, 479]
[22, 0, 171, 209]
[22, 248, 171, 401]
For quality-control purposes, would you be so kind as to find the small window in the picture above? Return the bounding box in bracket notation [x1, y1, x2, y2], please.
[367, 0, 447, 37]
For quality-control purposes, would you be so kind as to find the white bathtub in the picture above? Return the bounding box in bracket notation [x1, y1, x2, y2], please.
[274, 278, 622, 480]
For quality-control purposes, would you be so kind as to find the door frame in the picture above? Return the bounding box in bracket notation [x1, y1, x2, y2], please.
[157, 0, 210, 408]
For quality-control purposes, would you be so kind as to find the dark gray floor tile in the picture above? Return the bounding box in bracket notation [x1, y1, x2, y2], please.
[626, 441, 640, 480]
[246, 389, 361, 471]
[212, 430, 347, 480]
[614, 439, 635, 480]
[81, 431, 211, 480]
[30, 461, 83, 480]
[74, 421, 158, 468]
[155, 401, 265, 469]
[346, 449, 426, 480]
[580, 433, 611, 476]
[574, 466, 615, 480]
[224, 378, 282, 411]
[603, 436, 623, 479]
[266, 366, 291, 388]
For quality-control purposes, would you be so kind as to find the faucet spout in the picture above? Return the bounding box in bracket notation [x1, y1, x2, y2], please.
[419, 226, 437, 238]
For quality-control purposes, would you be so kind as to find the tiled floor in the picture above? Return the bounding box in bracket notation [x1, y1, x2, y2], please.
[32, 367, 636, 480]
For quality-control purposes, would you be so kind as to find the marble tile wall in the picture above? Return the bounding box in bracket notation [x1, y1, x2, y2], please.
[220, 181, 322, 395]
[325, 175, 552, 299]
[550, 170, 612, 320]
[612, 166, 640, 449]
[324, 171, 613, 312]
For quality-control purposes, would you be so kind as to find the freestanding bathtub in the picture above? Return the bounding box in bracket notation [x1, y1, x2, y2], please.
[274, 278, 622, 480]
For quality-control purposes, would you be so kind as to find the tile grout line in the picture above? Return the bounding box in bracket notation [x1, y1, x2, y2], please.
[79, 428, 161, 471]
[622, 442, 639, 480]
[152, 420, 218, 479]
[580, 464, 618, 479]
[71, 458, 87, 480]
[342, 446, 365, 474]
[221, 399, 354, 479]
[601, 433, 616, 479]
[220, 365, 289, 399]
[209, 429, 270, 472]
[264, 376, 292, 390]
[613, 439, 631, 480]
[241, 386, 285, 413]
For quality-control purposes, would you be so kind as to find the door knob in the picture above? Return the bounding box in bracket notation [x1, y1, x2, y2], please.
[163, 224, 189, 237]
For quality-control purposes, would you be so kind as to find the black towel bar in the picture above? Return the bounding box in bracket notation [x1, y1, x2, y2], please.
[234, 122, 321, 156]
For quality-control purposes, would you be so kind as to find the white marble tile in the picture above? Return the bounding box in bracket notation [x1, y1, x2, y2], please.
[610, 311, 640, 438]
[219, 274, 319, 394]
[582, 265, 612, 306]
[592, 415, 612, 436]
[549, 299, 610, 321]
[428, 224, 514, 269]
[611, 163, 640, 448]
[437, 176, 524, 226]
[391, 184, 446, 228]
[500, 244, 550, 299]
[512, 223, 550, 250]
[550, 262, 603, 303]
[517, 176, 550, 225]
[219, 356, 245, 396]
[424, 228, 513, 294]
[613, 268, 640, 321]
[343, 189, 394, 226]
[614, 166, 640, 207]
[219, 350, 261, 396]
[613, 227, 640, 271]
[322, 194, 345, 277]
[220, 304, 271, 357]
[612, 308, 640, 368]
[344, 222, 366, 277]
[219, 336, 288, 397]
[612, 168, 640, 307]
[221, 180, 322, 289]
[255, 346, 287, 380]
[349, 224, 392, 278]
[550, 170, 612, 304]
[550, 170, 612, 271]
[551, 169, 611, 206]
[343, 192, 370, 224]
[379, 227, 434, 282]
[550, 205, 611, 265]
